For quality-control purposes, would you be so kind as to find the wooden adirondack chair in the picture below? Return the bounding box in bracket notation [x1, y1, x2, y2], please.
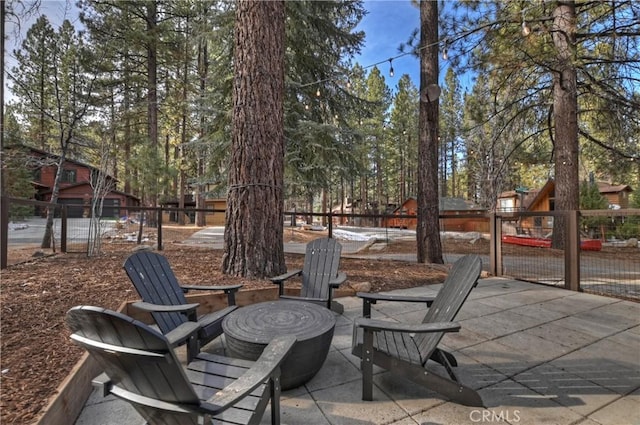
[124, 251, 242, 361]
[66, 306, 296, 425]
[270, 237, 346, 313]
[351, 254, 484, 407]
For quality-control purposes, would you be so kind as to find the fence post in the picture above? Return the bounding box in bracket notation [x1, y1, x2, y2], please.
[565, 210, 580, 291]
[61, 206, 67, 253]
[490, 213, 502, 276]
[1, 196, 8, 269]
[327, 211, 333, 238]
[157, 207, 163, 251]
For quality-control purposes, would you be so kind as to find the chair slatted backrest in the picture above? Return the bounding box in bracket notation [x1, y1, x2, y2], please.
[300, 238, 342, 300]
[415, 255, 482, 364]
[66, 306, 201, 425]
[124, 251, 189, 334]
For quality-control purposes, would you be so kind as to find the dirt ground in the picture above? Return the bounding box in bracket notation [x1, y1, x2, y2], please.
[1, 227, 636, 425]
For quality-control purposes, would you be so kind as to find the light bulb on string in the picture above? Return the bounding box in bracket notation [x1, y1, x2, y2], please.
[441, 39, 448, 61]
[521, 10, 531, 37]
[388, 59, 394, 77]
[316, 87, 321, 97]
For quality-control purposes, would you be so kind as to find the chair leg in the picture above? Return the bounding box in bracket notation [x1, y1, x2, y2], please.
[431, 348, 458, 368]
[186, 336, 199, 363]
[270, 371, 282, 425]
[361, 331, 374, 401]
[330, 300, 344, 314]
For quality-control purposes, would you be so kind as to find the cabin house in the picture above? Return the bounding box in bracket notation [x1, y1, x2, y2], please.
[160, 196, 228, 226]
[597, 182, 633, 209]
[384, 197, 488, 232]
[497, 179, 634, 236]
[498, 179, 634, 213]
[23, 147, 139, 218]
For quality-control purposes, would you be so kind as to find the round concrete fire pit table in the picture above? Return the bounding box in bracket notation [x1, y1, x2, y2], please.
[222, 300, 336, 390]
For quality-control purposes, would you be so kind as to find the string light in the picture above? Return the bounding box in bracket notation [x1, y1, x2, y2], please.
[521, 10, 531, 37]
[296, 31, 467, 92]
[296, 24, 492, 112]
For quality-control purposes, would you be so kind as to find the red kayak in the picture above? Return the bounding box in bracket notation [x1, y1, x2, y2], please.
[502, 235, 602, 251]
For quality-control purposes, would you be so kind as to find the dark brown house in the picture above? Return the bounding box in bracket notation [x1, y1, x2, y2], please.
[25, 147, 139, 218]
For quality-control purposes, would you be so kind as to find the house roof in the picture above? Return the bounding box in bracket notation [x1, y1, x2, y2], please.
[394, 196, 481, 212]
[597, 182, 633, 193]
[23, 145, 118, 181]
[439, 197, 480, 210]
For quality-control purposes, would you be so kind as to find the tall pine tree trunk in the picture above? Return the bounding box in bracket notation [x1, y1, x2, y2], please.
[223, 0, 285, 278]
[146, 0, 158, 207]
[196, 35, 208, 227]
[551, 1, 579, 249]
[416, 0, 443, 264]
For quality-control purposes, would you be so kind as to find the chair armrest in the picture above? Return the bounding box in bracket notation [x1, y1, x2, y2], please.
[329, 272, 347, 287]
[270, 269, 302, 284]
[181, 284, 243, 292]
[270, 269, 302, 296]
[181, 284, 243, 306]
[203, 335, 297, 409]
[164, 321, 201, 347]
[357, 292, 435, 304]
[355, 317, 461, 334]
[131, 301, 200, 315]
[357, 292, 435, 318]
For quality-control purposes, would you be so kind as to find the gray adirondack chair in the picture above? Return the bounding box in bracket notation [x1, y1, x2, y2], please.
[66, 306, 296, 425]
[124, 251, 242, 361]
[270, 237, 346, 313]
[351, 254, 484, 407]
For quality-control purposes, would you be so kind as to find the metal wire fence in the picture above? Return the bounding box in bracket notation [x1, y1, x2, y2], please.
[2, 197, 638, 301]
[498, 210, 640, 301]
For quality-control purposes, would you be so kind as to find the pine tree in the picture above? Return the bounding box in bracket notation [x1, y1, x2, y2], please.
[416, 0, 443, 264]
[441, 1, 639, 248]
[222, 0, 286, 278]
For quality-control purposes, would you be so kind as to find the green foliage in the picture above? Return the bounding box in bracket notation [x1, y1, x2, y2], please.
[579, 181, 608, 210]
[614, 221, 640, 240]
[2, 122, 36, 219]
[579, 180, 609, 237]
[439, 67, 464, 198]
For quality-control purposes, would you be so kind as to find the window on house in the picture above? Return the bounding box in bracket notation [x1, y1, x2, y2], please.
[499, 199, 514, 212]
[61, 169, 77, 183]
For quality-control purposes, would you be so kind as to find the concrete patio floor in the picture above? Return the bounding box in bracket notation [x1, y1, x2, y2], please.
[74, 277, 640, 425]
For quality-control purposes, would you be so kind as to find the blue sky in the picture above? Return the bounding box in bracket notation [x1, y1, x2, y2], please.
[5, 0, 433, 100]
[354, 0, 422, 90]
